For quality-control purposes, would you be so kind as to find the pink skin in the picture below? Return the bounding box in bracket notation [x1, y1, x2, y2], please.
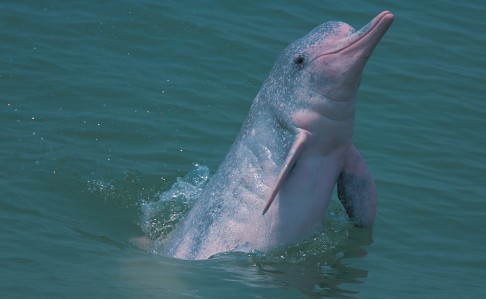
[164, 12, 394, 260]
[262, 11, 394, 215]
[261, 12, 393, 242]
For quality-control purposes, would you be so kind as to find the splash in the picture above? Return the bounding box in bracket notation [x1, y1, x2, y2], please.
[139, 164, 210, 241]
[87, 179, 116, 195]
[86, 170, 148, 208]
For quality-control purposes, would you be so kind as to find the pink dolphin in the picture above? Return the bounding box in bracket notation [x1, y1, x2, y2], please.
[164, 11, 394, 260]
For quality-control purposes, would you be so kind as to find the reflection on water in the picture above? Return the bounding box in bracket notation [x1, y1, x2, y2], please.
[205, 219, 373, 298]
[256, 221, 373, 298]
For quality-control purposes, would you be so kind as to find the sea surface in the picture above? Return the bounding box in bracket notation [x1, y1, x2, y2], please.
[1, 1, 485, 298]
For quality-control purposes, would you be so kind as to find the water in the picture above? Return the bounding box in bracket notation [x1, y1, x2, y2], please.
[1, 0, 485, 298]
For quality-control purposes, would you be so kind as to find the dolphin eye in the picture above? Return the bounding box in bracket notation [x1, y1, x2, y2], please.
[293, 54, 305, 65]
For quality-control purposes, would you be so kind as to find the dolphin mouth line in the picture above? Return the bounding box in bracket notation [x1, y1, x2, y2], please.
[312, 11, 394, 60]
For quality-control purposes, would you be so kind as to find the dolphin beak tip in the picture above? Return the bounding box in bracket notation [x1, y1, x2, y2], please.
[382, 11, 395, 22]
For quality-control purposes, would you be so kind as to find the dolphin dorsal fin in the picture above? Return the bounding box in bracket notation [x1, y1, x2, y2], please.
[262, 129, 309, 215]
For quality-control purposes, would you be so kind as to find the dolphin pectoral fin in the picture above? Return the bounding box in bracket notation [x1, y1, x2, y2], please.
[262, 130, 309, 215]
[337, 145, 377, 227]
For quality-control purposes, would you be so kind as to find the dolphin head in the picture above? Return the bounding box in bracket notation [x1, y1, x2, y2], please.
[264, 11, 394, 107]
[304, 11, 394, 101]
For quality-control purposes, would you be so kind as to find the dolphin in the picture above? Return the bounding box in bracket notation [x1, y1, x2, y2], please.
[164, 11, 394, 260]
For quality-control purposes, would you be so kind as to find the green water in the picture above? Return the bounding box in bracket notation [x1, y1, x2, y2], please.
[1, 1, 485, 298]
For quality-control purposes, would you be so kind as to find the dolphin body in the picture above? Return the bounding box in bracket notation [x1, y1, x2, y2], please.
[164, 11, 394, 260]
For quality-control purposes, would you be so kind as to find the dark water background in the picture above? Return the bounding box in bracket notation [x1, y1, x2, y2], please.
[1, 1, 485, 298]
